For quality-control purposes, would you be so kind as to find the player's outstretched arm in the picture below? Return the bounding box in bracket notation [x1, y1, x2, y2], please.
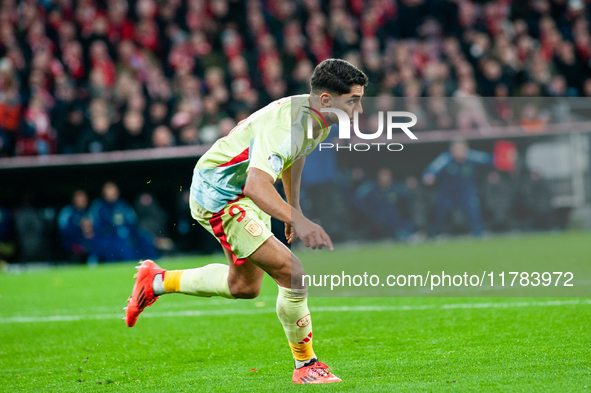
[245, 168, 333, 250]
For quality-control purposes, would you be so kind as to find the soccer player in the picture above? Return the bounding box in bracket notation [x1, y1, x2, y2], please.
[422, 139, 492, 236]
[125, 59, 367, 384]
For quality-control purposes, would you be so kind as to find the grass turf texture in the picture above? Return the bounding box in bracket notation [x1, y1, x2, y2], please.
[1, 232, 590, 392]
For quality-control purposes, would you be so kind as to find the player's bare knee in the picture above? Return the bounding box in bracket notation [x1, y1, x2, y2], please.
[291, 268, 306, 290]
[229, 283, 261, 299]
[273, 260, 305, 290]
[232, 289, 260, 299]
[270, 260, 291, 281]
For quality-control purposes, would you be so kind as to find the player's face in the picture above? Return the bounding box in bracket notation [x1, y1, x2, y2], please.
[335, 84, 364, 124]
[317, 85, 364, 126]
[73, 191, 88, 209]
[103, 183, 120, 203]
[451, 141, 469, 162]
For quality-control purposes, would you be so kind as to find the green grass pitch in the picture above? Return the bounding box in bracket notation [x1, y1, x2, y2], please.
[1, 232, 590, 392]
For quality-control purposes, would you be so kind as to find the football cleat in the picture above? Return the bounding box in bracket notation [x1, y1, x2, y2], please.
[292, 361, 342, 384]
[125, 260, 164, 327]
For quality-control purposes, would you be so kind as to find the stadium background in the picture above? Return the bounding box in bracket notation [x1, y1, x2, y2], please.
[1, 1, 591, 392]
[0, 0, 591, 264]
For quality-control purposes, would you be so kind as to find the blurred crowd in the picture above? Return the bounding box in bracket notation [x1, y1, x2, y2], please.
[0, 140, 559, 263]
[0, 181, 224, 263]
[2, 0, 591, 157]
[301, 138, 558, 244]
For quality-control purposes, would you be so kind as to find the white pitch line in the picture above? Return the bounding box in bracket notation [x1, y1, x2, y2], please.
[1, 299, 590, 324]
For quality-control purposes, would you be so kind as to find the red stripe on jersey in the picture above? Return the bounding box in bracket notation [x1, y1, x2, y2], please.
[209, 210, 248, 266]
[218, 147, 250, 167]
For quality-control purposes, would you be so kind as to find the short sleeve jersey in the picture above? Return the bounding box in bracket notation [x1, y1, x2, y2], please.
[190, 94, 331, 213]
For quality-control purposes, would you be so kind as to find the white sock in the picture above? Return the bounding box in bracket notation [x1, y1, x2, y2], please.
[180, 264, 234, 298]
[295, 355, 317, 369]
[153, 273, 165, 295]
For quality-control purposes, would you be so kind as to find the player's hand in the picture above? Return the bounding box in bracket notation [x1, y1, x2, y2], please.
[285, 222, 297, 244]
[291, 213, 334, 251]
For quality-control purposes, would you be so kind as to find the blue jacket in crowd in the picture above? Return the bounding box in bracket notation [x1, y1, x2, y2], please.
[57, 205, 89, 254]
[89, 198, 157, 262]
[423, 149, 492, 236]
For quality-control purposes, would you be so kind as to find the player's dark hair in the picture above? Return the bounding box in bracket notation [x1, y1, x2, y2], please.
[310, 59, 368, 95]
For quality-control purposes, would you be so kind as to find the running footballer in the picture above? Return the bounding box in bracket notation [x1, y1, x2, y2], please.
[125, 59, 367, 384]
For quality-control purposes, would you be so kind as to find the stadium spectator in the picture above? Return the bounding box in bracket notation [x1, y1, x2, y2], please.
[0, 0, 589, 157]
[352, 168, 415, 240]
[218, 117, 237, 138]
[200, 96, 228, 140]
[0, 127, 9, 157]
[0, 59, 21, 157]
[520, 104, 549, 133]
[404, 175, 435, 234]
[336, 166, 370, 236]
[89, 182, 158, 262]
[77, 114, 117, 153]
[178, 125, 201, 146]
[53, 80, 85, 154]
[546, 75, 578, 97]
[151, 125, 175, 148]
[515, 170, 554, 229]
[134, 192, 173, 252]
[16, 94, 56, 156]
[583, 78, 591, 97]
[422, 139, 491, 236]
[0, 0, 586, 266]
[14, 195, 48, 262]
[57, 190, 93, 262]
[147, 100, 170, 132]
[481, 170, 518, 232]
[120, 110, 149, 150]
